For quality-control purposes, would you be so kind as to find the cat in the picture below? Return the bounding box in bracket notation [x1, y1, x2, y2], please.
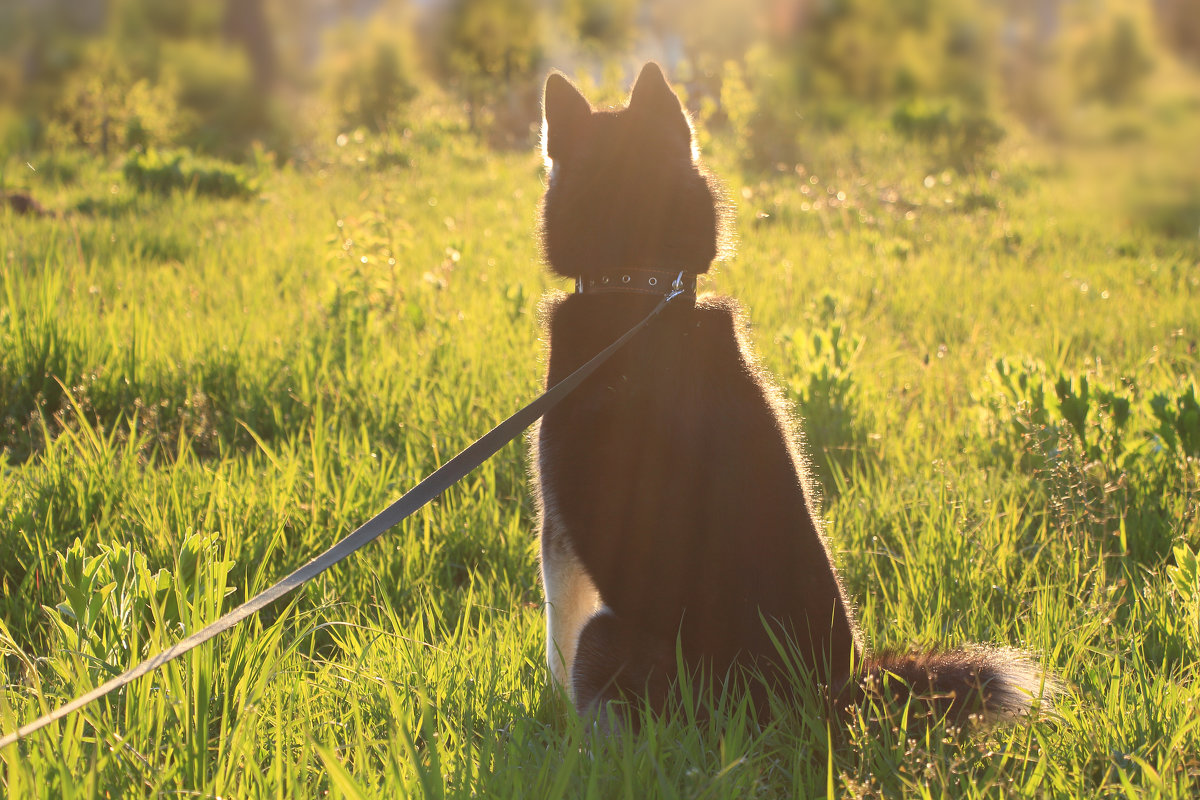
[532, 62, 1055, 727]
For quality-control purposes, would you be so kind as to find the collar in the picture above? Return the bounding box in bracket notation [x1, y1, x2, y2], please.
[574, 268, 697, 297]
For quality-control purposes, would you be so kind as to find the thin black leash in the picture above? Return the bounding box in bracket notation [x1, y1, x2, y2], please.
[0, 280, 690, 750]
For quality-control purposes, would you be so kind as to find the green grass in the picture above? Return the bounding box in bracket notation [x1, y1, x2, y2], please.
[1, 98, 1199, 797]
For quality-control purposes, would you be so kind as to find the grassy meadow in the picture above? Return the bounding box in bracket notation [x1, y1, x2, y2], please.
[2, 86, 1200, 797]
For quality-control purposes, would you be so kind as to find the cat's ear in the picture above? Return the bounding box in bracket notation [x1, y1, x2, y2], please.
[628, 62, 691, 150]
[543, 71, 591, 162]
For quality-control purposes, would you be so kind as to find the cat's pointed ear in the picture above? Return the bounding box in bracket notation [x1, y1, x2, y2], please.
[543, 72, 591, 162]
[628, 62, 691, 149]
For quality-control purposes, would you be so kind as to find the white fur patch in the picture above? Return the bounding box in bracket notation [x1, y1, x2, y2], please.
[539, 498, 601, 700]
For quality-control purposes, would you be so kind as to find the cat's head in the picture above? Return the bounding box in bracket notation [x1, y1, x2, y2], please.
[538, 63, 729, 282]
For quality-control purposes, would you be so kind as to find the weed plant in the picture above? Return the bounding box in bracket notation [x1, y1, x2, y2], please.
[1, 99, 1199, 797]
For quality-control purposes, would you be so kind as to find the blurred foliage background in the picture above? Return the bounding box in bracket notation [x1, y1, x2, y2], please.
[1, 8, 1199, 795]
[0, 0, 1197, 162]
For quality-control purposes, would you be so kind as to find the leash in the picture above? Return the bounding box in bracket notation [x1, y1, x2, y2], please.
[0, 281, 691, 750]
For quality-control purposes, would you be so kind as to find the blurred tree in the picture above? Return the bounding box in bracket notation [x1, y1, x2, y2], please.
[52, 42, 183, 155]
[563, 0, 638, 52]
[19, 0, 280, 158]
[108, 0, 223, 74]
[321, 14, 421, 133]
[440, 0, 543, 134]
[223, 0, 277, 92]
[682, 0, 1007, 169]
[1074, 14, 1155, 105]
[787, 0, 996, 105]
[121, 0, 214, 39]
[1154, 0, 1200, 67]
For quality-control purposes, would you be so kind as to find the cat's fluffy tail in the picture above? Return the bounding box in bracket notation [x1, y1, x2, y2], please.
[850, 647, 1060, 725]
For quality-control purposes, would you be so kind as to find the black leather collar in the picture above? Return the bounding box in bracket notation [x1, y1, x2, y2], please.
[575, 268, 697, 297]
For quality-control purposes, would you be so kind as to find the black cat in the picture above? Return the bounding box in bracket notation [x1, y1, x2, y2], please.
[533, 62, 1054, 726]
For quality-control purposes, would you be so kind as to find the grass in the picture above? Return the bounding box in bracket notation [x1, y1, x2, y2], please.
[1, 93, 1199, 797]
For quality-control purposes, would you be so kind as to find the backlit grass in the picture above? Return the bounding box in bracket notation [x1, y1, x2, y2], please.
[2, 101, 1199, 797]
